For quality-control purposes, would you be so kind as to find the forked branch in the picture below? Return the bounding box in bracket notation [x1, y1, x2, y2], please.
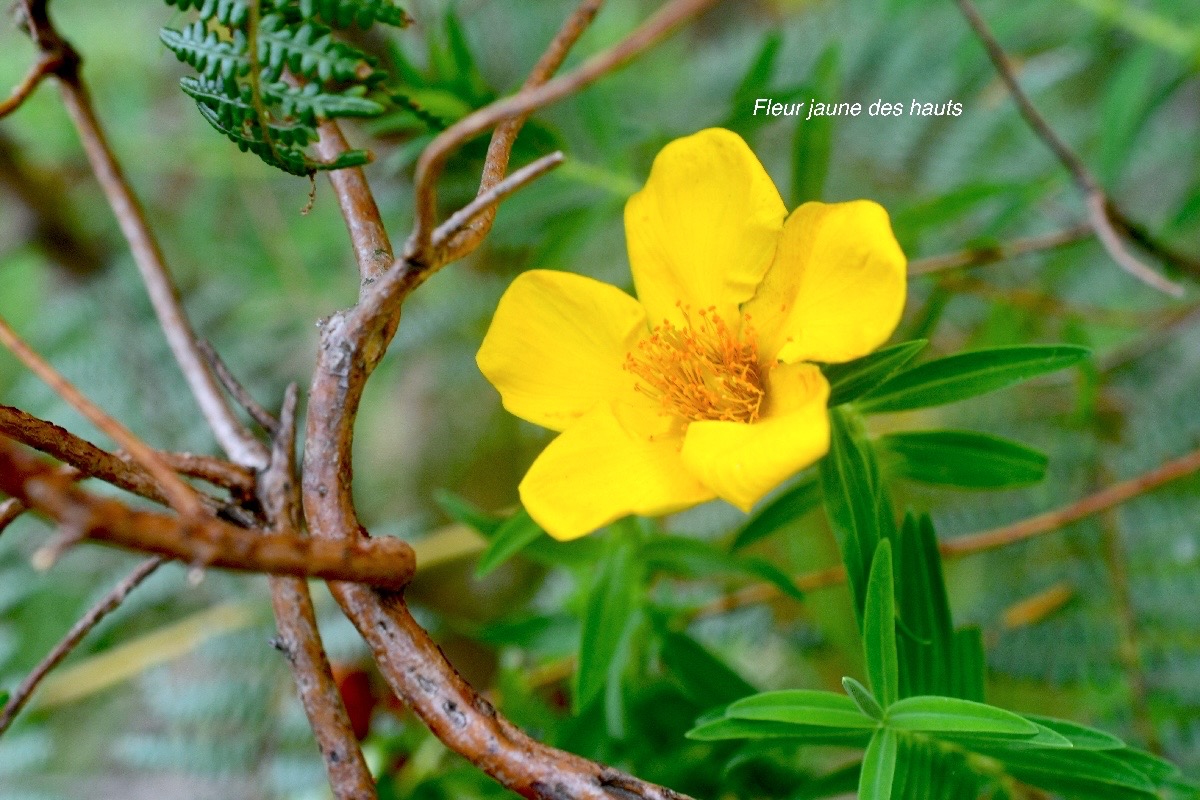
[0, 439, 415, 588]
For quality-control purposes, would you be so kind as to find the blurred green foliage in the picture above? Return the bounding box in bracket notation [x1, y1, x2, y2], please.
[1, 0, 1199, 798]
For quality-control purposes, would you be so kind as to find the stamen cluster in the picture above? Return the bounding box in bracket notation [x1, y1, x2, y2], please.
[625, 304, 765, 424]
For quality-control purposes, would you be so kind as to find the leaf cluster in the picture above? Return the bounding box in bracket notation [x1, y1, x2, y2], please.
[160, 0, 409, 175]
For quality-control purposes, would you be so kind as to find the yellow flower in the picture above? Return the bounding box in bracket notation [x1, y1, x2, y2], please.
[477, 128, 906, 541]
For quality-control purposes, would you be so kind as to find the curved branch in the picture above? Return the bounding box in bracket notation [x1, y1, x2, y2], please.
[438, 0, 604, 264]
[0, 439, 414, 589]
[0, 404, 254, 504]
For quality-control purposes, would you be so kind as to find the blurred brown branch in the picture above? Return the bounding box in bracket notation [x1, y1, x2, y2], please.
[907, 224, 1091, 277]
[954, 0, 1196, 296]
[700, 442, 1200, 618]
[0, 556, 162, 736]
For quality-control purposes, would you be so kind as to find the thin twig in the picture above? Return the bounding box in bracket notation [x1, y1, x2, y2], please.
[15, 0, 269, 468]
[1084, 193, 1182, 297]
[260, 386, 376, 799]
[954, 0, 1184, 297]
[907, 224, 1092, 276]
[0, 439, 415, 588]
[1096, 484, 1161, 754]
[0, 404, 252, 507]
[432, 151, 566, 250]
[408, 0, 719, 266]
[438, 0, 605, 264]
[0, 316, 203, 516]
[697, 444, 1200, 618]
[941, 444, 1200, 556]
[0, 497, 28, 536]
[0, 51, 61, 118]
[197, 340, 280, 435]
[0, 556, 162, 736]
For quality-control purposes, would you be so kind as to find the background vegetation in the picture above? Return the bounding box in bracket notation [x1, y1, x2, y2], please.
[0, 0, 1198, 797]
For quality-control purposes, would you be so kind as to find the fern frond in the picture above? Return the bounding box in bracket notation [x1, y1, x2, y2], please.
[256, 14, 375, 83]
[162, 0, 401, 175]
[298, 0, 410, 29]
[164, 0, 253, 26]
[160, 22, 250, 81]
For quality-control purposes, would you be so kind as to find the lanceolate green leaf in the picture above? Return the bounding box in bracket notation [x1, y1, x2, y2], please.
[842, 677, 884, 722]
[858, 728, 899, 800]
[893, 514, 955, 699]
[685, 716, 873, 745]
[727, 690, 878, 729]
[884, 696, 1039, 737]
[658, 631, 757, 707]
[731, 472, 821, 550]
[863, 539, 898, 707]
[643, 536, 805, 600]
[950, 627, 986, 703]
[857, 345, 1090, 413]
[820, 408, 896, 624]
[475, 508, 545, 577]
[877, 430, 1048, 488]
[823, 340, 927, 406]
[574, 533, 640, 712]
[979, 747, 1159, 798]
[1023, 715, 1125, 750]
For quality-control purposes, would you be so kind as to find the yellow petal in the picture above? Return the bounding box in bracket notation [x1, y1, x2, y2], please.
[625, 128, 787, 326]
[477, 270, 646, 432]
[680, 363, 830, 511]
[746, 201, 907, 365]
[519, 406, 714, 540]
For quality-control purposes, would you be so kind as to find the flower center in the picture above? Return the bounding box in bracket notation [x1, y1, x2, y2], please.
[625, 304, 766, 424]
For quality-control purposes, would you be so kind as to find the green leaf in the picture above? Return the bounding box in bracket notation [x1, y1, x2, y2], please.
[877, 430, 1048, 488]
[949, 627, 986, 703]
[893, 514, 955, 699]
[573, 533, 639, 712]
[823, 340, 927, 406]
[885, 696, 1040, 737]
[842, 677, 884, 722]
[727, 690, 878, 729]
[658, 631, 757, 707]
[863, 539, 898, 707]
[857, 345, 1090, 413]
[685, 716, 873, 745]
[791, 45, 838, 205]
[433, 490, 504, 536]
[858, 728, 899, 800]
[820, 407, 895, 623]
[1023, 715, 1125, 750]
[642, 536, 805, 601]
[474, 509, 544, 577]
[730, 472, 821, 551]
[982, 747, 1158, 798]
